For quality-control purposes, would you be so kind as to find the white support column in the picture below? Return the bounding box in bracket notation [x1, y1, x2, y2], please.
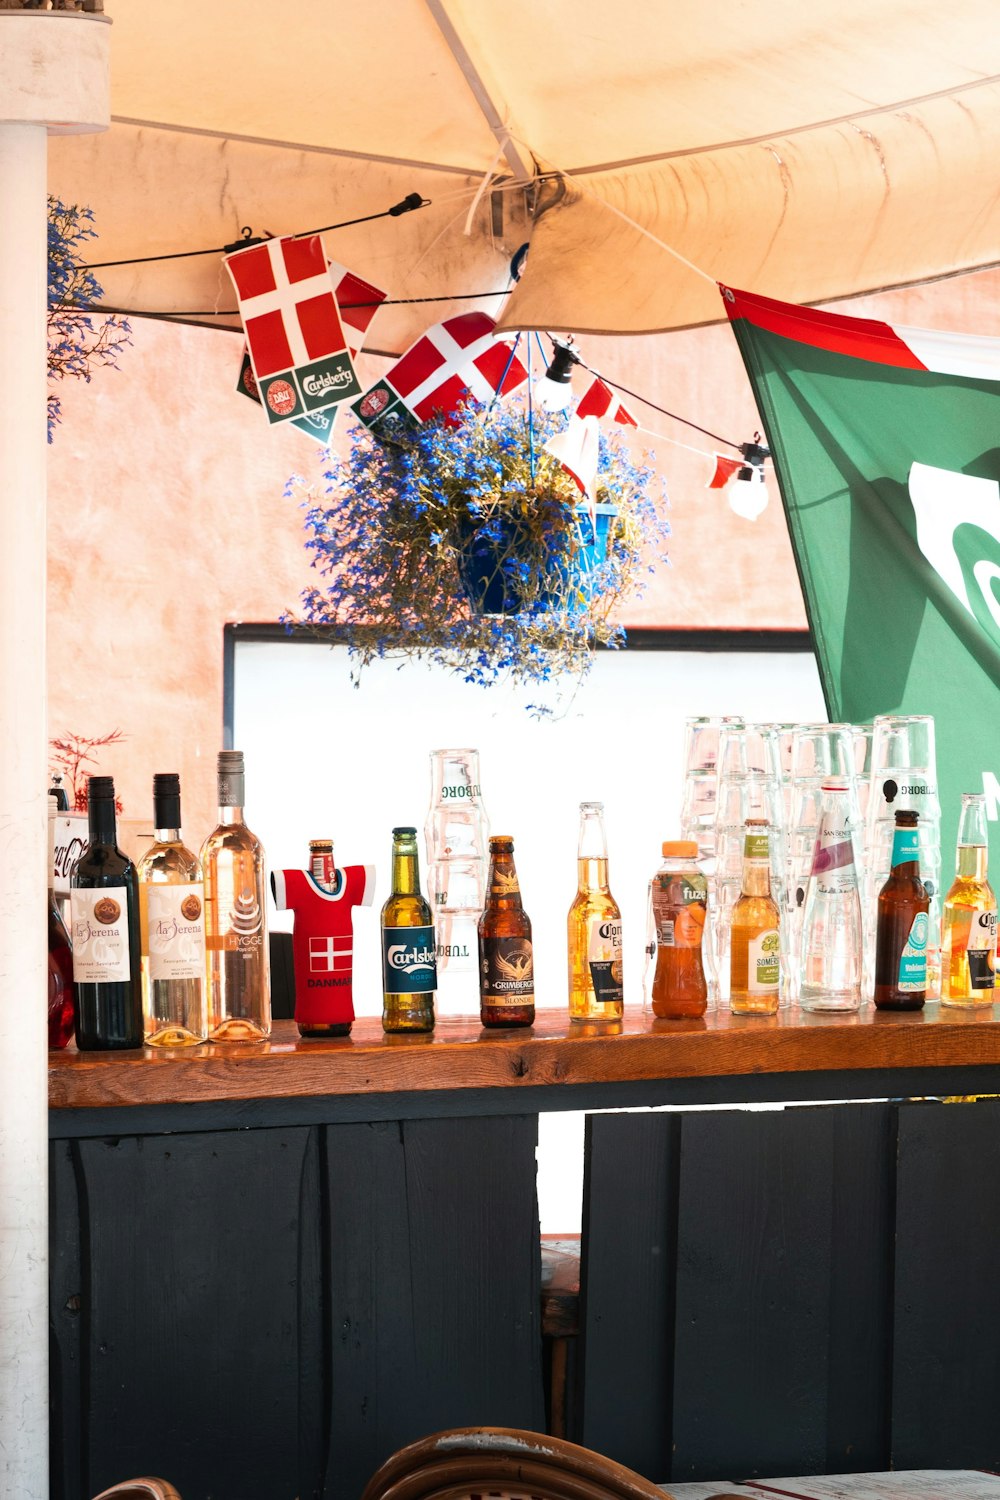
[0, 14, 110, 1496]
[0, 118, 49, 1500]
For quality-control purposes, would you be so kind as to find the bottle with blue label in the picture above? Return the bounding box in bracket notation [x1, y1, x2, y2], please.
[874, 808, 930, 1011]
[381, 826, 436, 1033]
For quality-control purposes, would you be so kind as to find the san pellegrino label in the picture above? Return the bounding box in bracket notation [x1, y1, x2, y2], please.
[586, 915, 624, 1003]
[897, 911, 929, 990]
[147, 882, 206, 982]
[748, 929, 780, 995]
[811, 821, 857, 896]
[891, 825, 920, 867]
[382, 925, 437, 994]
[71, 886, 132, 983]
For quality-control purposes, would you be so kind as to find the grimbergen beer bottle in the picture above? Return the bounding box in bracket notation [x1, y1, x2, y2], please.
[479, 835, 535, 1028]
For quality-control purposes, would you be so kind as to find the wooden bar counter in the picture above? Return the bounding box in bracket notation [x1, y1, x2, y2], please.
[48, 1008, 1000, 1500]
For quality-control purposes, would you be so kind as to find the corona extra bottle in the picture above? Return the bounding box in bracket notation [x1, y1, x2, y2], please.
[940, 793, 996, 1007]
[567, 802, 623, 1022]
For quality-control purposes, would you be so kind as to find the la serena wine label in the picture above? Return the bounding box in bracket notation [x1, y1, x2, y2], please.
[147, 883, 205, 981]
[70, 886, 132, 982]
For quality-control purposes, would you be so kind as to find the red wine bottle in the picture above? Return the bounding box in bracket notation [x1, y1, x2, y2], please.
[48, 796, 75, 1048]
[69, 775, 143, 1050]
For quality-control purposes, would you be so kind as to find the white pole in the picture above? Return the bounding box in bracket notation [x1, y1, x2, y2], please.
[0, 118, 50, 1500]
[0, 13, 111, 1495]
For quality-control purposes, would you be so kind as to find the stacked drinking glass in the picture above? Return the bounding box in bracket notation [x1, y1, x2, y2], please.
[424, 748, 490, 1020]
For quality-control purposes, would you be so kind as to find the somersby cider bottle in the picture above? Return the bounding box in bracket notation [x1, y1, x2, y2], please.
[729, 818, 781, 1015]
[479, 836, 535, 1028]
[874, 808, 931, 1010]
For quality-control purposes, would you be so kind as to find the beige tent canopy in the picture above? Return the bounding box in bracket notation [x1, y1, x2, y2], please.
[48, 0, 1000, 343]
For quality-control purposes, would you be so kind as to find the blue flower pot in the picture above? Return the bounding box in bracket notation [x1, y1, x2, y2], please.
[456, 503, 617, 615]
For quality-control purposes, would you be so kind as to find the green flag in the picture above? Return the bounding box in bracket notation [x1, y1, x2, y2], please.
[724, 285, 1000, 874]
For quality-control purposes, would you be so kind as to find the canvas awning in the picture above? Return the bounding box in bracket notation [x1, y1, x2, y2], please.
[46, 0, 1000, 343]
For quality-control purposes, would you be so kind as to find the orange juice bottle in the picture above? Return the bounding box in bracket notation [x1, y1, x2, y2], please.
[648, 841, 708, 1018]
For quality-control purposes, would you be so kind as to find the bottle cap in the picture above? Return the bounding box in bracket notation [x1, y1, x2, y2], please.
[89, 775, 115, 799]
[392, 826, 417, 837]
[489, 834, 514, 847]
[218, 750, 244, 774]
[309, 839, 333, 851]
[153, 773, 180, 795]
[894, 809, 919, 826]
[662, 840, 698, 858]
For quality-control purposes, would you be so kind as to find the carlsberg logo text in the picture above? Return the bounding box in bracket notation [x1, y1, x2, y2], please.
[303, 369, 353, 397]
[387, 944, 435, 973]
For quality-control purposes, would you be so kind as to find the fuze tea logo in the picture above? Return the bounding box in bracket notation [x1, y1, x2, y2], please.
[909, 463, 1000, 648]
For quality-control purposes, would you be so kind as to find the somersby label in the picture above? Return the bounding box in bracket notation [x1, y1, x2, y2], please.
[748, 929, 780, 995]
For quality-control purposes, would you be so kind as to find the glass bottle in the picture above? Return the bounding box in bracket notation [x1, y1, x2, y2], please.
[798, 783, 863, 1012]
[940, 793, 997, 1008]
[48, 794, 75, 1049]
[567, 801, 624, 1023]
[729, 818, 781, 1015]
[69, 774, 143, 1050]
[479, 835, 535, 1028]
[648, 840, 708, 1019]
[137, 773, 208, 1046]
[381, 826, 436, 1033]
[202, 750, 271, 1042]
[873, 809, 930, 1011]
[309, 838, 338, 893]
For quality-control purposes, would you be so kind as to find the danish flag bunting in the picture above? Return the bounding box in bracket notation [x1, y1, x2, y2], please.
[226, 234, 363, 426]
[352, 311, 528, 430]
[575, 376, 638, 427]
[235, 258, 387, 443]
[707, 454, 743, 489]
[544, 416, 601, 509]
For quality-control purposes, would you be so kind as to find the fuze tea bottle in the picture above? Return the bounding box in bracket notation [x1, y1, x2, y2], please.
[381, 826, 436, 1033]
[940, 793, 997, 1007]
[648, 840, 708, 1019]
[479, 836, 535, 1028]
[874, 809, 930, 1011]
[729, 819, 781, 1015]
[567, 802, 624, 1023]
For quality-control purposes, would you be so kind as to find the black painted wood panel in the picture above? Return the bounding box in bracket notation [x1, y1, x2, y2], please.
[322, 1115, 545, 1500]
[576, 1112, 679, 1477]
[75, 1126, 316, 1500]
[892, 1096, 1000, 1470]
[50, 1140, 84, 1500]
[579, 1103, 895, 1484]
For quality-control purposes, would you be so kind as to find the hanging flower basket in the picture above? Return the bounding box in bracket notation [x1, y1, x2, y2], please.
[286, 399, 669, 699]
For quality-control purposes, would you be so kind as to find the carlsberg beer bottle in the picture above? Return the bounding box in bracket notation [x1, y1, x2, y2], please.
[567, 802, 624, 1022]
[940, 793, 997, 1007]
[381, 827, 436, 1032]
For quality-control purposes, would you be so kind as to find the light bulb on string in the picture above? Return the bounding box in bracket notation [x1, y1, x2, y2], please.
[727, 434, 771, 522]
[537, 338, 580, 412]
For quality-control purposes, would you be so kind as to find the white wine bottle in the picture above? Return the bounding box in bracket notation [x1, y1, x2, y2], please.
[138, 772, 208, 1045]
[202, 750, 271, 1042]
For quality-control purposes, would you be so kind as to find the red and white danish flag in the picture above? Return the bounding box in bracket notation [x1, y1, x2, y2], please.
[353, 311, 528, 428]
[309, 935, 353, 974]
[575, 376, 638, 427]
[225, 234, 363, 424]
[707, 454, 744, 489]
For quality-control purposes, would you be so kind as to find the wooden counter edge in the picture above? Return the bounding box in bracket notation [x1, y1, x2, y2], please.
[48, 1009, 1000, 1110]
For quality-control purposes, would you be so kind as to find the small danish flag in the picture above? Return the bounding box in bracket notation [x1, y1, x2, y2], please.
[352, 311, 528, 430]
[226, 234, 363, 425]
[575, 377, 638, 427]
[707, 454, 744, 489]
[309, 935, 353, 973]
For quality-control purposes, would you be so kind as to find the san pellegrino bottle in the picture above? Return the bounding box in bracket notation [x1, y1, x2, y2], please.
[381, 826, 436, 1032]
[479, 836, 535, 1028]
[70, 775, 143, 1050]
[798, 783, 863, 1012]
[874, 809, 930, 1011]
[940, 793, 997, 1007]
[202, 750, 271, 1042]
[567, 801, 624, 1022]
[138, 773, 208, 1046]
[729, 818, 781, 1015]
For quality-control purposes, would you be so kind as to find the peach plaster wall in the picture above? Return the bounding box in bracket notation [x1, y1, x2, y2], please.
[46, 267, 1000, 839]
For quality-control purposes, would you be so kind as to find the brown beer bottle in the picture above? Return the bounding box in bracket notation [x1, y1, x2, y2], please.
[478, 835, 535, 1028]
[874, 809, 930, 1011]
